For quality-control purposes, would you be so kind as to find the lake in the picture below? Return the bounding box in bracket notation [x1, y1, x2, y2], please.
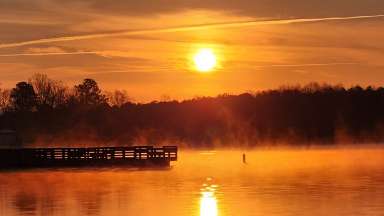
[0, 147, 383, 216]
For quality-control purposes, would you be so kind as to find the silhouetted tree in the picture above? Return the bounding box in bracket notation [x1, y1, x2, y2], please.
[2, 77, 384, 147]
[0, 88, 10, 112]
[10, 82, 36, 112]
[29, 73, 68, 109]
[107, 90, 130, 107]
[74, 79, 107, 106]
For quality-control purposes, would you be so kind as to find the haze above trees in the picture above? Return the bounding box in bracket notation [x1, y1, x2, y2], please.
[1, 74, 383, 147]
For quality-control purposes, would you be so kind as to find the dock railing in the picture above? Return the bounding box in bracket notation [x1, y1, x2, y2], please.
[0, 146, 177, 167]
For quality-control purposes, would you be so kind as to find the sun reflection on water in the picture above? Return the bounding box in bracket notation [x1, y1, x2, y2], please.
[200, 178, 219, 216]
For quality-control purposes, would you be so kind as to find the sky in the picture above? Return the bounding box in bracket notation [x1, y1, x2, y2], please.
[0, 0, 384, 102]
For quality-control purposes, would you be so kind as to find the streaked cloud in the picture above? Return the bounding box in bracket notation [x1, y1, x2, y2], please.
[1, 14, 383, 50]
[24, 0, 384, 18]
[258, 62, 360, 68]
[0, 51, 97, 57]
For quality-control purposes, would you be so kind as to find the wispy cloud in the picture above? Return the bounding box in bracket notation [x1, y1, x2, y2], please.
[0, 49, 147, 59]
[0, 14, 383, 50]
[259, 62, 360, 68]
[0, 51, 97, 57]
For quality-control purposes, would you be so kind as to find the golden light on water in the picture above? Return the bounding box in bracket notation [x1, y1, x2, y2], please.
[1, 150, 384, 215]
[200, 192, 218, 216]
[193, 48, 217, 72]
[200, 180, 219, 216]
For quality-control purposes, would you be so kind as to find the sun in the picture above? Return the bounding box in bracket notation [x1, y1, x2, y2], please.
[193, 48, 217, 72]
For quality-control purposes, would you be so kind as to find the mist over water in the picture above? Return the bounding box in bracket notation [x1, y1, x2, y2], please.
[0, 147, 384, 216]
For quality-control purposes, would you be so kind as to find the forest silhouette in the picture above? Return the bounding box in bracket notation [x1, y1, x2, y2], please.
[1, 73, 384, 148]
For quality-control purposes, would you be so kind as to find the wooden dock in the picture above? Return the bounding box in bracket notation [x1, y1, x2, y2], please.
[0, 146, 177, 169]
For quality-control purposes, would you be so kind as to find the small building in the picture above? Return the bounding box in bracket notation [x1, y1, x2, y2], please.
[0, 130, 21, 148]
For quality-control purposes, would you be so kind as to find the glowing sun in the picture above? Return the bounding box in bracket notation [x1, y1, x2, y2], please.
[193, 48, 217, 72]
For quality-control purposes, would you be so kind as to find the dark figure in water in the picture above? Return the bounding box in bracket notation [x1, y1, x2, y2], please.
[242, 153, 246, 164]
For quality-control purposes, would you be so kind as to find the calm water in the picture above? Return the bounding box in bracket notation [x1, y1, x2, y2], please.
[0, 147, 384, 216]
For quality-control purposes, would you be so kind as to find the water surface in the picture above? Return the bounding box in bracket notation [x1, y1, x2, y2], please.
[0, 147, 383, 216]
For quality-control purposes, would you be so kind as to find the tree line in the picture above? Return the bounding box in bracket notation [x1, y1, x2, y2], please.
[1, 74, 384, 147]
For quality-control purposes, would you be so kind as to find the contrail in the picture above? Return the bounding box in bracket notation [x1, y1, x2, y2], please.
[0, 51, 97, 57]
[0, 14, 383, 49]
[260, 62, 359, 68]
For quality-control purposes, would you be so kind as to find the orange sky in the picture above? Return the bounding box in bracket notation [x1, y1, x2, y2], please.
[0, 1, 384, 102]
